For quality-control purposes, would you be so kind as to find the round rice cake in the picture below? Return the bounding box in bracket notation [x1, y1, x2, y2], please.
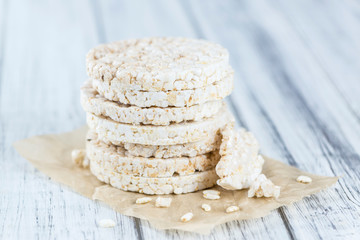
[86, 133, 220, 177]
[86, 37, 230, 91]
[90, 157, 218, 195]
[123, 131, 221, 158]
[96, 130, 222, 156]
[94, 130, 221, 158]
[216, 122, 264, 190]
[81, 80, 225, 125]
[91, 71, 233, 107]
[86, 106, 233, 145]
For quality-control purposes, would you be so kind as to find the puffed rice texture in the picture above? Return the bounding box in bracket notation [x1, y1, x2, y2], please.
[91, 70, 233, 107]
[81, 80, 225, 126]
[89, 158, 219, 195]
[248, 174, 281, 199]
[86, 106, 232, 145]
[86, 132, 220, 177]
[296, 175, 312, 184]
[216, 122, 264, 190]
[86, 37, 231, 91]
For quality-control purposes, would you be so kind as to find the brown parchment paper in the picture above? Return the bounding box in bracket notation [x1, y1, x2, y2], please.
[13, 126, 338, 234]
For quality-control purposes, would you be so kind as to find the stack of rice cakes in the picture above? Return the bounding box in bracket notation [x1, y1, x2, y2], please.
[81, 37, 234, 195]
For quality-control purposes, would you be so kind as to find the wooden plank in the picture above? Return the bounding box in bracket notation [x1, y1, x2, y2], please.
[0, 0, 8, 110]
[239, 1, 360, 238]
[272, 0, 360, 146]
[181, 0, 360, 238]
[240, 0, 360, 188]
[0, 0, 138, 239]
[97, 0, 195, 40]
[0, 0, 7, 67]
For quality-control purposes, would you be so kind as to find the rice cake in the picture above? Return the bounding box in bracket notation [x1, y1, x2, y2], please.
[123, 131, 221, 158]
[86, 37, 230, 91]
[91, 71, 233, 107]
[86, 106, 232, 145]
[90, 158, 218, 195]
[86, 134, 220, 177]
[81, 81, 224, 125]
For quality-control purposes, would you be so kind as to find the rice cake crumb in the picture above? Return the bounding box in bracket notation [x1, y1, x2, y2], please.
[97, 219, 116, 228]
[136, 197, 152, 204]
[296, 175, 312, 184]
[203, 190, 220, 196]
[203, 193, 220, 200]
[248, 174, 281, 199]
[180, 212, 194, 222]
[226, 206, 239, 213]
[71, 149, 86, 167]
[201, 204, 211, 212]
[155, 197, 172, 208]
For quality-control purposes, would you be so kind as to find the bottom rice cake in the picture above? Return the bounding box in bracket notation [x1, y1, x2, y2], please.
[90, 157, 218, 195]
[86, 106, 233, 145]
[86, 131, 220, 178]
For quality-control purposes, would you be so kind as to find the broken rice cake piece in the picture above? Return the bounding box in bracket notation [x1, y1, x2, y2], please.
[216, 122, 264, 190]
[155, 197, 172, 208]
[248, 174, 280, 199]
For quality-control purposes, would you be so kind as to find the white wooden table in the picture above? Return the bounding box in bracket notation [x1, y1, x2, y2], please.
[1, 0, 360, 239]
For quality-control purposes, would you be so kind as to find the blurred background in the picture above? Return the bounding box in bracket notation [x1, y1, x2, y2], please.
[1, 0, 360, 239]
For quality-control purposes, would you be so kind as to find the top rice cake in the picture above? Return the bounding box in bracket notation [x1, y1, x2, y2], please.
[86, 37, 231, 91]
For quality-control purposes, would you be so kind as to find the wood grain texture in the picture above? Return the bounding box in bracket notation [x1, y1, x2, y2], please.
[0, 0, 359, 239]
